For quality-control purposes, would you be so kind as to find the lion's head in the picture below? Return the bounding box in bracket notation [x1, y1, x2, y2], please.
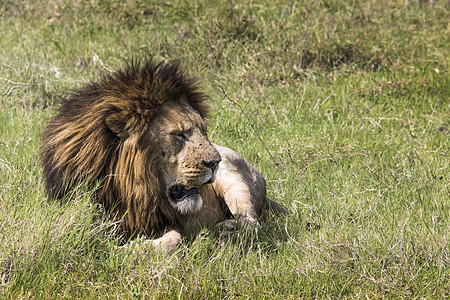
[140, 99, 221, 214]
[41, 59, 220, 238]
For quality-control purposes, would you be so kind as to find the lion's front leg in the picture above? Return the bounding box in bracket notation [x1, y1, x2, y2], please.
[215, 175, 260, 231]
[212, 144, 267, 231]
[121, 230, 182, 253]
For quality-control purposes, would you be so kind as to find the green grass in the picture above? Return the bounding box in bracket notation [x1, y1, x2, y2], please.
[1, 0, 448, 298]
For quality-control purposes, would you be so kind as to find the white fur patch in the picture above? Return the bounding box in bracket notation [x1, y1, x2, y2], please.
[173, 194, 203, 214]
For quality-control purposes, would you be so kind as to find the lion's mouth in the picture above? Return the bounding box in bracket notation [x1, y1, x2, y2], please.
[169, 185, 200, 202]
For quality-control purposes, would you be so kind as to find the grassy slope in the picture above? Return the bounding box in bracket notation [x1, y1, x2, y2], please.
[0, 0, 448, 298]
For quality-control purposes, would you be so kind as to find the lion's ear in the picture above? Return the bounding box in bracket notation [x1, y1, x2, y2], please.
[105, 112, 129, 139]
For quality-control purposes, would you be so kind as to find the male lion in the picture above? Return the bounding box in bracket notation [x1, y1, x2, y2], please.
[41, 59, 287, 252]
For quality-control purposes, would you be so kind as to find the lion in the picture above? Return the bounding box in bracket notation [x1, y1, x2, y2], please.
[41, 59, 288, 252]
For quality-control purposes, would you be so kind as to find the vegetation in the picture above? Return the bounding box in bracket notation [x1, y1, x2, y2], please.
[1, 0, 448, 298]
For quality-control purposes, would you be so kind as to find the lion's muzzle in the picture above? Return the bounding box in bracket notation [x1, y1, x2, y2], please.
[202, 157, 221, 184]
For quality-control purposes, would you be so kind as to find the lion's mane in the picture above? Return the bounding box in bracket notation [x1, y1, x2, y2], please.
[41, 59, 209, 238]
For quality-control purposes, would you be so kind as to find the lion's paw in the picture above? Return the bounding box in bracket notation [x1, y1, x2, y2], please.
[217, 217, 260, 232]
[118, 230, 181, 254]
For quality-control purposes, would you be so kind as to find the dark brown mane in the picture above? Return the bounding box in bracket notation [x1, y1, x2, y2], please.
[41, 59, 208, 238]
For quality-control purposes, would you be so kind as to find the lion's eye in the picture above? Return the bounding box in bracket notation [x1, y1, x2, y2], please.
[175, 132, 188, 143]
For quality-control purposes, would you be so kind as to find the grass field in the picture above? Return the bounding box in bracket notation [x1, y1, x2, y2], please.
[0, 0, 448, 298]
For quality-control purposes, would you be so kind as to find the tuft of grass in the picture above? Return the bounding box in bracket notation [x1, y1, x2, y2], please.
[1, 0, 448, 298]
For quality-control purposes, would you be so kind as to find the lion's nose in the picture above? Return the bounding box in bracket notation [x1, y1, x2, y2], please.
[202, 158, 221, 171]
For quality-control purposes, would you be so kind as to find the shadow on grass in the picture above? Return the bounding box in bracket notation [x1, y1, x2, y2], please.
[181, 210, 313, 257]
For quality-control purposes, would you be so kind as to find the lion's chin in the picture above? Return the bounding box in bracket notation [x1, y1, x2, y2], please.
[168, 185, 203, 214]
[171, 193, 203, 215]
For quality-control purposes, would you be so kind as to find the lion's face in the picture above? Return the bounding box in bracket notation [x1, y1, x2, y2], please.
[145, 100, 221, 214]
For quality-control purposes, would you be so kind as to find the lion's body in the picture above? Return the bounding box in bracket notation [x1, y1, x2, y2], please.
[41, 59, 287, 251]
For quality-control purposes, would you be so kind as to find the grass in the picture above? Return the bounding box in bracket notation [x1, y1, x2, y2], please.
[0, 0, 448, 298]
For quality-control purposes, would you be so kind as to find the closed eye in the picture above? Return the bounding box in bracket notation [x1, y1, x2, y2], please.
[174, 132, 188, 143]
[172, 132, 188, 144]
